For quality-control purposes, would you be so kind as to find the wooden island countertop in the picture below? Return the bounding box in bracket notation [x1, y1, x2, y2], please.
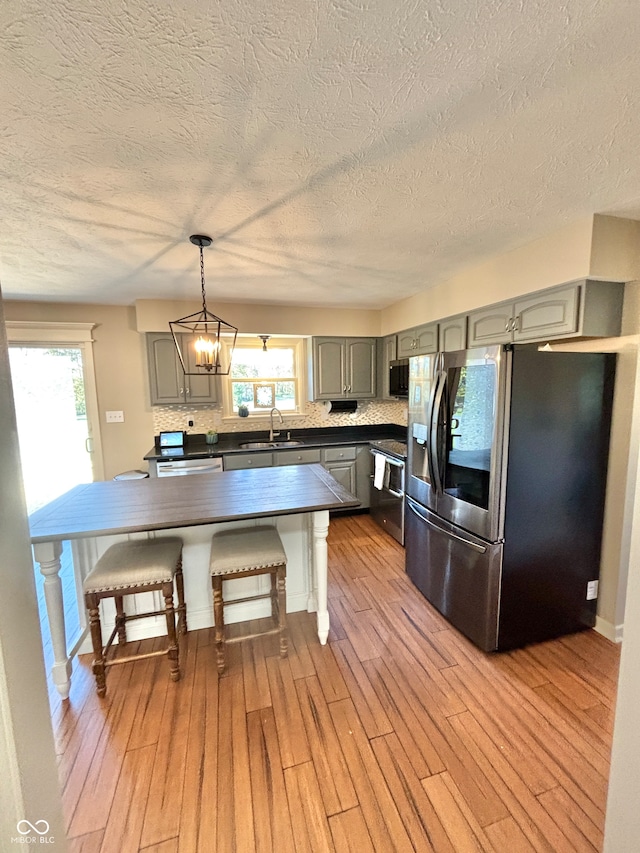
[29, 463, 359, 542]
[30, 464, 359, 698]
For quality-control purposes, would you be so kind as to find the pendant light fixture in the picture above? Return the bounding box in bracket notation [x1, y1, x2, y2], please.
[169, 235, 238, 375]
[258, 335, 270, 352]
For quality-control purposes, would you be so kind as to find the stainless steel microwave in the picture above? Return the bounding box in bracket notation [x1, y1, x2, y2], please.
[389, 359, 409, 397]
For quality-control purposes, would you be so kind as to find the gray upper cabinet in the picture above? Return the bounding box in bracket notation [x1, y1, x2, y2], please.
[396, 322, 438, 357]
[439, 314, 467, 352]
[377, 334, 397, 399]
[147, 332, 219, 405]
[467, 280, 624, 348]
[310, 337, 377, 400]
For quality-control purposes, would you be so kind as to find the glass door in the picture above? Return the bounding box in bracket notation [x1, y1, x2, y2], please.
[9, 345, 98, 513]
[436, 345, 508, 541]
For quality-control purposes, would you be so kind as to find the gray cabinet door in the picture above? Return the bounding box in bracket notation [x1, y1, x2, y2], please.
[323, 461, 356, 495]
[397, 322, 438, 357]
[377, 334, 397, 399]
[345, 338, 377, 398]
[313, 338, 346, 400]
[513, 285, 579, 342]
[311, 337, 376, 400]
[147, 333, 185, 404]
[467, 306, 513, 347]
[439, 315, 467, 352]
[147, 333, 218, 405]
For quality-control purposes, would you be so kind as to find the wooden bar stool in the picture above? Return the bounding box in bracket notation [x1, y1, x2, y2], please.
[83, 537, 187, 696]
[209, 526, 287, 673]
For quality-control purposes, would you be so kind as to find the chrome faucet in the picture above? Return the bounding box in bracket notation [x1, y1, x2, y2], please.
[269, 407, 283, 441]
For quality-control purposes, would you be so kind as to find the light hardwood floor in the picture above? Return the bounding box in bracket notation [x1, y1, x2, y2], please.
[50, 514, 620, 852]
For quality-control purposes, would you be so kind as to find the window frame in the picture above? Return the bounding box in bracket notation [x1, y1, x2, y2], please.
[220, 336, 307, 421]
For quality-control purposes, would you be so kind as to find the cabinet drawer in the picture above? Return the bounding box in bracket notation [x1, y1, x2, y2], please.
[323, 446, 357, 463]
[223, 453, 273, 470]
[274, 448, 321, 465]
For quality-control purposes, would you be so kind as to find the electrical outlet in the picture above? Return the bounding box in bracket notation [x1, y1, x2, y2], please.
[105, 410, 124, 423]
[188, 420, 194, 427]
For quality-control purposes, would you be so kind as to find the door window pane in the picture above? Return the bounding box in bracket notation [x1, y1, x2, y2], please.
[9, 346, 93, 513]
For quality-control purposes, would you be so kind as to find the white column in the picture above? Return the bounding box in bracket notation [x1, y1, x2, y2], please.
[33, 540, 71, 699]
[312, 510, 330, 644]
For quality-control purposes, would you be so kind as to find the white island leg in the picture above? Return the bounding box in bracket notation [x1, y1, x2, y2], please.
[311, 510, 330, 644]
[33, 540, 72, 699]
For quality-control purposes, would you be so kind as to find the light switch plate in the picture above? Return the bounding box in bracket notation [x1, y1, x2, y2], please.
[105, 410, 124, 423]
[586, 580, 599, 600]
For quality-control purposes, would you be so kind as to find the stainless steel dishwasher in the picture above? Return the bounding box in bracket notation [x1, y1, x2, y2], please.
[156, 457, 224, 477]
[369, 440, 407, 545]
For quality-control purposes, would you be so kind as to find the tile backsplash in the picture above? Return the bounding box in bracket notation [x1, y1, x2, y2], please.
[152, 399, 408, 436]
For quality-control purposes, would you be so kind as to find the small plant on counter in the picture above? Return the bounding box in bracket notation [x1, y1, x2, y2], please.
[237, 404, 249, 418]
[205, 429, 219, 444]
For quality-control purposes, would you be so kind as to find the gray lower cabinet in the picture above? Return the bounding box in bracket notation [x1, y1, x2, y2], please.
[221, 443, 370, 507]
[274, 448, 321, 465]
[223, 452, 274, 470]
[147, 332, 219, 405]
[309, 337, 377, 400]
[467, 280, 624, 348]
[396, 322, 438, 357]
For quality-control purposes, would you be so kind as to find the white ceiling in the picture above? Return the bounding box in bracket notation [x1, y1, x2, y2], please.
[2, 0, 640, 310]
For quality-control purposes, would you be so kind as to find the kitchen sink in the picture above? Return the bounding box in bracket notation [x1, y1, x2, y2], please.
[239, 440, 304, 449]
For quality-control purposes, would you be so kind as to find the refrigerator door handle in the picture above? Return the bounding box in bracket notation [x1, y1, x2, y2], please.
[429, 372, 446, 494]
[406, 498, 487, 554]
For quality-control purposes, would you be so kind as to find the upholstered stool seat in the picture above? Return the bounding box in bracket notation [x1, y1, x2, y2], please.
[210, 526, 287, 673]
[83, 537, 187, 696]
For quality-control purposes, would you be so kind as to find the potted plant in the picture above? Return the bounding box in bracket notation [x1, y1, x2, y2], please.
[237, 404, 249, 418]
[205, 428, 218, 445]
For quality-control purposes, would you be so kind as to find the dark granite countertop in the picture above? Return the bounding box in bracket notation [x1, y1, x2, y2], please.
[144, 423, 407, 462]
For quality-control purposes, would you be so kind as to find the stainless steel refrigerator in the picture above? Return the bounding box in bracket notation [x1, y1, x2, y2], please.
[405, 344, 616, 651]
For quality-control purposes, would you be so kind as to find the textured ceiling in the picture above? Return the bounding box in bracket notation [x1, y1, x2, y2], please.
[1, 0, 640, 309]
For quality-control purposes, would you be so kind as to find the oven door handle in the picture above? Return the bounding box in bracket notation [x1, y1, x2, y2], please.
[370, 450, 404, 468]
[386, 486, 405, 498]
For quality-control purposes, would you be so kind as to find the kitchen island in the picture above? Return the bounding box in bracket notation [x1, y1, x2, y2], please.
[29, 463, 359, 698]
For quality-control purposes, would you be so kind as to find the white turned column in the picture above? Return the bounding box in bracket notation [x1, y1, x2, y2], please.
[33, 540, 71, 699]
[312, 510, 330, 644]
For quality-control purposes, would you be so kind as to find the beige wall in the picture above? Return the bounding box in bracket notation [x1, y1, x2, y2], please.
[381, 216, 596, 334]
[136, 299, 382, 336]
[3, 302, 154, 480]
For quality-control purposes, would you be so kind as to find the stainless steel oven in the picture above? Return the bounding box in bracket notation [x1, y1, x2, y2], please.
[369, 441, 406, 545]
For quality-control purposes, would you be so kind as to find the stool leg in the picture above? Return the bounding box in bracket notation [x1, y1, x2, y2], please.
[277, 565, 287, 658]
[175, 555, 187, 635]
[114, 595, 127, 645]
[163, 582, 180, 683]
[86, 592, 107, 697]
[212, 575, 225, 673]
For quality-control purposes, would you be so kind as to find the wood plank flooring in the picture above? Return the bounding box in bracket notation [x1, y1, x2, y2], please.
[50, 514, 620, 852]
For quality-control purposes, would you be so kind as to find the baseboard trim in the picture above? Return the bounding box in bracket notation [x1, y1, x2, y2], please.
[595, 615, 624, 643]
